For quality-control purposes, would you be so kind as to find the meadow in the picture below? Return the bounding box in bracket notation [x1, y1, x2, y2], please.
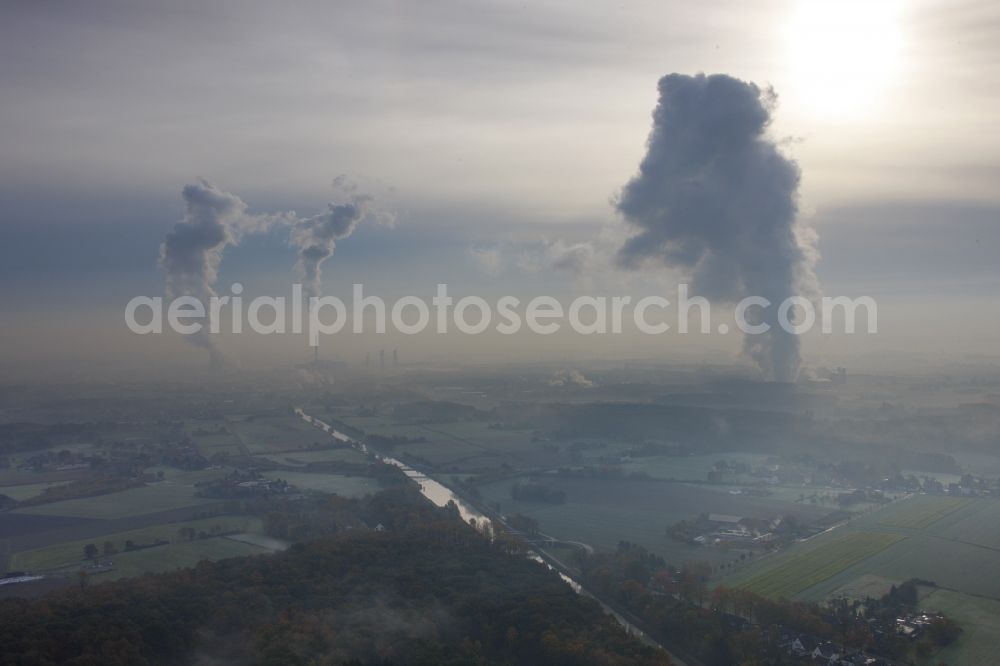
[336, 414, 552, 470]
[0, 480, 74, 502]
[90, 537, 272, 581]
[229, 415, 329, 454]
[877, 494, 971, 529]
[619, 453, 772, 482]
[918, 588, 1000, 665]
[190, 432, 244, 457]
[722, 495, 1000, 601]
[258, 447, 369, 466]
[737, 532, 906, 598]
[718, 494, 1000, 662]
[260, 471, 381, 497]
[936, 496, 1000, 550]
[11, 515, 266, 573]
[11, 479, 218, 519]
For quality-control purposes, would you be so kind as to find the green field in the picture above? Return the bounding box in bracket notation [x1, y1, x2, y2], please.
[261, 471, 381, 497]
[145, 467, 231, 484]
[258, 447, 369, 466]
[937, 496, 1000, 550]
[334, 414, 566, 471]
[0, 480, 74, 502]
[721, 496, 1000, 602]
[12, 481, 215, 519]
[185, 419, 243, 457]
[737, 532, 906, 598]
[91, 538, 271, 581]
[11, 515, 265, 573]
[421, 422, 536, 452]
[190, 432, 243, 457]
[620, 453, 772, 482]
[230, 416, 328, 454]
[918, 588, 1000, 665]
[878, 495, 971, 529]
[827, 573, 901, 601]
[335, 416, 425, 439]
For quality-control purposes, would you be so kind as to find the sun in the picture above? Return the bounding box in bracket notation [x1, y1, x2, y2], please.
[783, 0, 903, 121]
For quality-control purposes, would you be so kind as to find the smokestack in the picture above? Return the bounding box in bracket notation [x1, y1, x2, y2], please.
[616, 73, 817, 382]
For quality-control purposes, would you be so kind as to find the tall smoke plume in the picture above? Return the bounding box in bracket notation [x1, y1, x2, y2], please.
[288, 176, 394, 299]
[616, 73, 817, 382]
[160, 178, 387, 365]
[289, 199, 367, 299]
[159, 180, 279, 367]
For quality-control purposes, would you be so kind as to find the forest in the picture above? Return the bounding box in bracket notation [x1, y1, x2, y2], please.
[0, 490, 667, 666]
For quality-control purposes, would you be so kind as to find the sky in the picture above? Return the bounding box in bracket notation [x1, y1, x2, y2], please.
[0, 0, 998, 375]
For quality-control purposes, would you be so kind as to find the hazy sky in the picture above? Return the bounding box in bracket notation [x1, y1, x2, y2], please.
[1, 0, 998, 372]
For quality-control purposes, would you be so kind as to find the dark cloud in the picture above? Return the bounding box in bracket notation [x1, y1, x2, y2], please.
[616, 73, 817, 381]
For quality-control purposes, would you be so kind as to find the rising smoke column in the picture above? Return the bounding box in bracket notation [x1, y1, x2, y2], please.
[160, 178, 388, 365]
[159, 179, 277, 367]
[288, 197, 367, 299]
[616, 73, 817, 382]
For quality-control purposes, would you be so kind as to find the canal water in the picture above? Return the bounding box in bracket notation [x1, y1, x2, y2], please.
[295, 409, 677, 660]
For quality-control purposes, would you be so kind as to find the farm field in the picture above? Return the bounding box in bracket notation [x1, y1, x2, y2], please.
[258, 448, 369, 466]
[736, 532, 906, 598]
[0, 513, 95, 540]
[229, 416, 328, 454]
[0, 467, 91, 488]
[335, 418, 500, 469]
[0, 480, 74, 502]
[432, 423, 574, 469]
[224, 532, 289, 551]
[827, 573, 900, 601]
[334, 415, 422, 439]
[190, 432, 243, 457]
[696, 483, 900, 515]
[11, 481, 213, 519]
[91, 537, 272, 581]
[420, 422, 536, 451]
[877, 495, 971, 529]
[10, 515, 265, 573]
[146, 467, 231, 484]
[335, 415, 565, 471]
[619, 453, 772, 482]
[260, 471, 381, 497]
[848, 532, 1000, 600]
[393, 437, 492, 467]
[918, 588, 1000, 665]
[936, 497, 1000, 550]
[721, 496, 1000, 601]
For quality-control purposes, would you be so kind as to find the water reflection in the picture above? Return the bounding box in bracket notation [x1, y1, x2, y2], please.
[296, 409, 664, 655]
[295, 408, 485, 522]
